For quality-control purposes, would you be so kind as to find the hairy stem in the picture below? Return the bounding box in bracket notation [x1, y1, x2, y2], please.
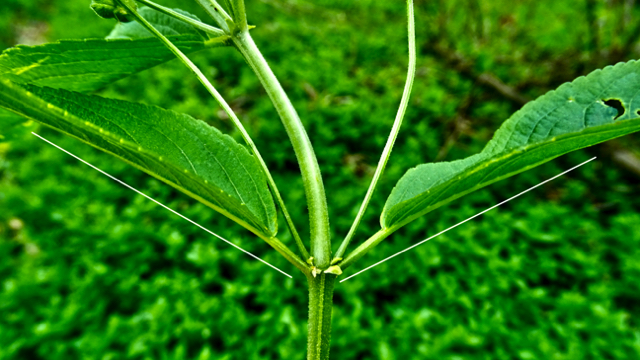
[333, 0, 416, 261]
[231, 0, 248, 31]
[307, 273, 336, 360]
[233, 31, 332, 268]
[120, 0, 310, 265]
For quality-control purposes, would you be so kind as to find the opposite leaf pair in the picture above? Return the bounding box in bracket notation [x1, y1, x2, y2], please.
[2, 4, 640, 276]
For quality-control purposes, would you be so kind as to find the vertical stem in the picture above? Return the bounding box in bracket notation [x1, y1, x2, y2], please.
[233, 31, 332, 268]
[231, 0, 248, 31]
[307, 273, 336, 360]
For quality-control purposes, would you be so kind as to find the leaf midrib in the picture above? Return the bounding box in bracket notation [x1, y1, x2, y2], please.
[384, 117, 640, 228]
[3, 86, 271, 235]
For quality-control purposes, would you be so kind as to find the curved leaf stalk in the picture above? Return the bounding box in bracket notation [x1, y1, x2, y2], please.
[232, 30, 332, 268]
[333, 0, 416, 261]
[258, 235, 309, 274]
[119, 0, 311, 267]
[339, 228, 392, 271]
[307, 273, 337, 360]
[193, 0, 233, 33]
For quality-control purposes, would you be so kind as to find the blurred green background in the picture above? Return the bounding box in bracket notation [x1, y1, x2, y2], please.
[1, 0, 640, 359]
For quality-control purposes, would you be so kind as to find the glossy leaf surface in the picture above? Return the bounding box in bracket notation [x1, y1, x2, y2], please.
[382, 60, 640, 230]
[0, 80, 277, 238]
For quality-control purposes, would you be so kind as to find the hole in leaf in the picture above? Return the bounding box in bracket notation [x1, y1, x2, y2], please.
[604, 99, 624, 120]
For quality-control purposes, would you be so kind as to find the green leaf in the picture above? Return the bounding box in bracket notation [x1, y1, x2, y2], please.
[0, 109, 37, 143]
[382, 60, 640, 230]
[0, 80, 277, 238]
[107, 7, 207, 39]
[0, 7, 226, 93]
[0, 36, 209, 93]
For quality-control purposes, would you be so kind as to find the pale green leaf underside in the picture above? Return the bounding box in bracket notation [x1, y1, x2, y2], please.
[382, 60, 640, 230]
[107, 7, 207, 40]
[0, 7, 224, 93]
[0, 80, 277, 237]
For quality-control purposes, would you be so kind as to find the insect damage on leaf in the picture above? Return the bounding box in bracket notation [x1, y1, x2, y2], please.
[381, 60, 640, 231]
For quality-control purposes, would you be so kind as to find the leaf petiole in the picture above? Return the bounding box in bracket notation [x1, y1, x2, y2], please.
[193, 0, 233, 33]
[339, 228, 393, 271]
[333, 0, 416, 262]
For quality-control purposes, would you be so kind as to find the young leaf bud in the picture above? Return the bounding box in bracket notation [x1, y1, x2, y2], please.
[90, 0, 137, 22]
[324, 265, 342, 276]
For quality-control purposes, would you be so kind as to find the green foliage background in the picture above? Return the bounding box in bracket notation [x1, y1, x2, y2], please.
[1, 0, 640, 358]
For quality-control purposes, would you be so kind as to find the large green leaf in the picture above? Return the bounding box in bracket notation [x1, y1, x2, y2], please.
[0, 79, 277, 238]
[0, 7, 227, 93]
[0, 109, 37, 143]
[382, 60, 640, 230]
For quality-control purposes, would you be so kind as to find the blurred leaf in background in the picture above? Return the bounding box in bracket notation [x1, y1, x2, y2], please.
[1, 0, 639, 359]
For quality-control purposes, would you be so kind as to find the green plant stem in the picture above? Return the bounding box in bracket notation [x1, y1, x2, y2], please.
[333, 0, 416, 262]
[230, 0, 248, 31]
[120, 0, 311, 266]
[339, 228, 394, 270]
[134, 0, 226, 37]
[306, 273, 336, 360]
[233, 30, 332, 268]
[193, 0, 233, 33]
